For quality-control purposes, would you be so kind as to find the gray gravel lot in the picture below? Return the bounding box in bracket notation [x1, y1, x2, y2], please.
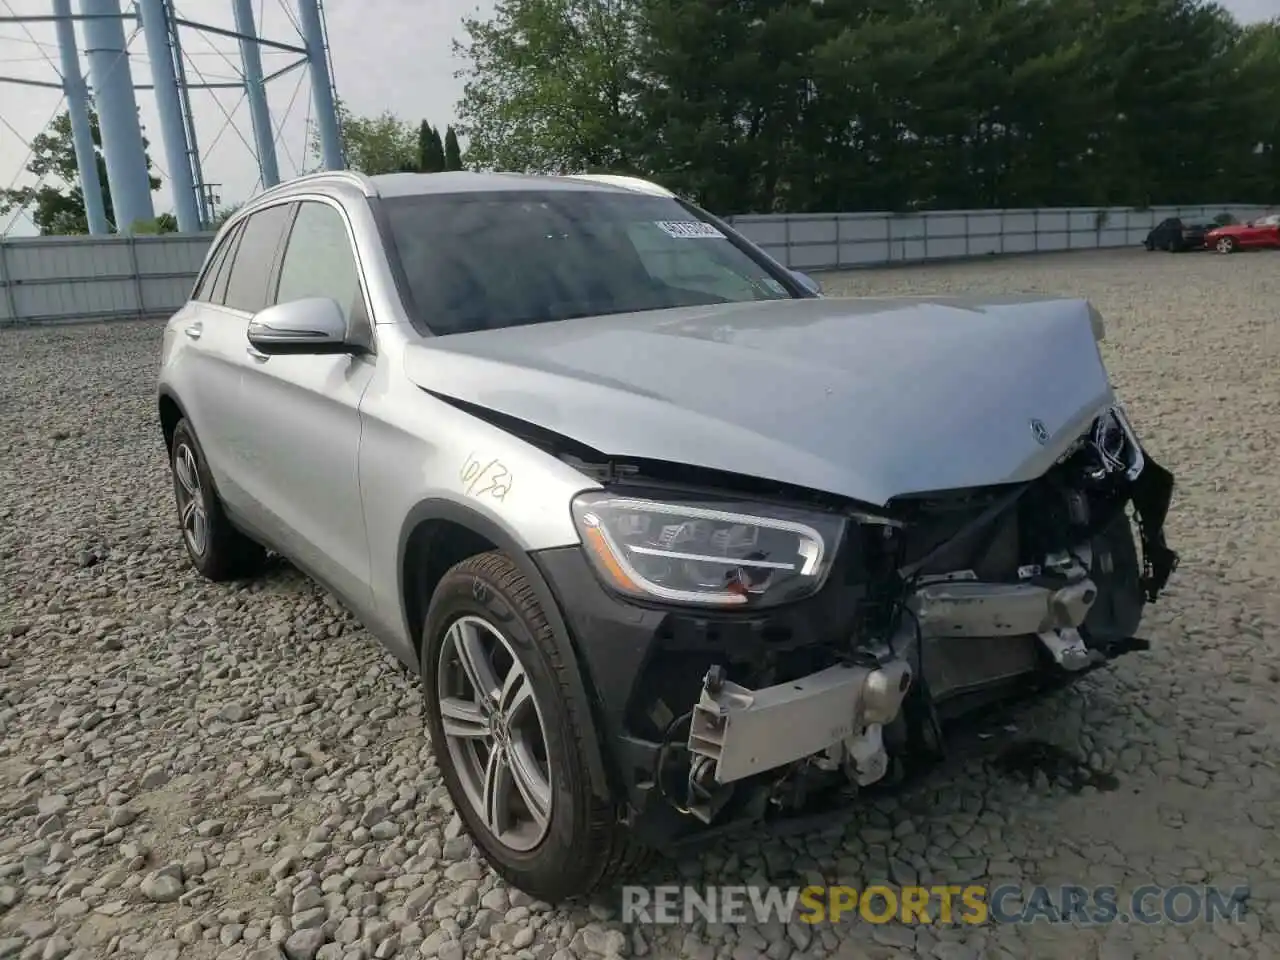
[2, 248, 1279, 960]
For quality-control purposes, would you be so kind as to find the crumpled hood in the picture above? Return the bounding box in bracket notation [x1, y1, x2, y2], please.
[403, 295, 1115, 506]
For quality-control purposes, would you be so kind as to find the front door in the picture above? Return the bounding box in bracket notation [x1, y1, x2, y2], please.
[233, 199, 376, 607]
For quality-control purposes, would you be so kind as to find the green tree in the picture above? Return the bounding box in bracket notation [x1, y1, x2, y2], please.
[211, 203, 243, 229]
[317, 98, 418, 174]
[1226, 17, 1280, 203]
[454, 0, 640, 173]
[418, 121, 446, 172]
[452, 0, 1279, 211]
[444, 126, 464, 170]
[0, 107, 166, 234]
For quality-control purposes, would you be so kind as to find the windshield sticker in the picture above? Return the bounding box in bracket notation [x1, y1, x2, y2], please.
[655, 220, 725, 239]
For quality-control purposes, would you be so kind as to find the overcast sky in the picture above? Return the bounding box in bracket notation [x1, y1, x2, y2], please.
[0, 0, 1275, 234]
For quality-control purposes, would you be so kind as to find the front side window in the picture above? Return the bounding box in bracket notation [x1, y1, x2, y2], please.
[222, 204, 293, 313]
[382, 189, 796, 336]
[274, 201, 364, 324]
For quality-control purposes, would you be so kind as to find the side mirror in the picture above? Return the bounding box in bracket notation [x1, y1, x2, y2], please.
[792, 270, 823, 296]
[247, 297, 349, 355]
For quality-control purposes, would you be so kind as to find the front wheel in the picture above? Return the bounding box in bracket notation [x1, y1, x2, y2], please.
[1215, 237, 1238, 254]
[420, 551, 645, 902]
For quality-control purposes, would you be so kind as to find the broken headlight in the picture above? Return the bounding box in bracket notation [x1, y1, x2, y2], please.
[570, 492, 845, 607]
[1085, 404, 1145, 481]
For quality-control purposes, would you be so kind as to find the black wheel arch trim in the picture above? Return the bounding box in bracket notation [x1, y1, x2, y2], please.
[396, 498, 614, 801]
[157, 387, 189, 450]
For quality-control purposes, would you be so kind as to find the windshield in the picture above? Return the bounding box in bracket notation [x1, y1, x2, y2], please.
[381, 189, 796, 336]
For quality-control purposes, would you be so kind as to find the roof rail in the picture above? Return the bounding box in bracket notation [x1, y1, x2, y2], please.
[564, 174, 674, 198]
[252, 169, 377, 201]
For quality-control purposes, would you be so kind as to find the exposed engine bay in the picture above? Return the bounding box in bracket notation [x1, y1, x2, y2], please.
[550, 404, 1178, 838]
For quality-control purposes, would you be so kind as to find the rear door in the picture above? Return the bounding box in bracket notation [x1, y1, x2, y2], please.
[188, 202, 295, 512]
[233, 197, 376, 606]
[165, 222, 241, 480]
[166, 205, 291, 502]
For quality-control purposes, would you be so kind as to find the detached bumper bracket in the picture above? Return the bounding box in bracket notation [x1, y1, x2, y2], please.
[1131, 454, 1179, 601]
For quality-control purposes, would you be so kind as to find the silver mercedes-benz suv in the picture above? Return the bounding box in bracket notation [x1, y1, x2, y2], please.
[157, 169, 1178, 901]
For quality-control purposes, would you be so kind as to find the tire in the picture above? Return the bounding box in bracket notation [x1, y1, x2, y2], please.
[420, 551, 646, 902]
[169, 418, 266, 581]
[1215, 237, 1237, 254]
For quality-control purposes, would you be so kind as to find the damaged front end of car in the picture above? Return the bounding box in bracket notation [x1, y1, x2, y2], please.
[531, 403, 1178, 846]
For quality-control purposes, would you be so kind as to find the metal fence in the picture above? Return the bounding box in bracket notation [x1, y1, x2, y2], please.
[0, 232, 213, 326]
[0, 203, 1272, 325]
[728, 204, 1275, 271]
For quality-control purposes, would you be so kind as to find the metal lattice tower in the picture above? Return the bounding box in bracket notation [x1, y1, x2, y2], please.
[0, 0, 344, 235]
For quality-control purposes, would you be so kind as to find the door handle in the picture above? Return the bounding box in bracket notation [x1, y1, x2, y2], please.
[246, 345, 269, 362]
[184, 323, 202, 340]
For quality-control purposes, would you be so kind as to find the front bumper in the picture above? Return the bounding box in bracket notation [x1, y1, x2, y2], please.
[531, 455, 1178, 845]
[534, 543, 879, 843]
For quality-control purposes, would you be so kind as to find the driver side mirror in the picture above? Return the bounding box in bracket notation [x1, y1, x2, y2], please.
[247, 297, 350, 355]
[791, 270, 823, 296]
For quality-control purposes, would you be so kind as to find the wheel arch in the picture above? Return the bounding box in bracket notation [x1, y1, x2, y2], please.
[397, 498, 613, 800]
[157, 388, 187, 453]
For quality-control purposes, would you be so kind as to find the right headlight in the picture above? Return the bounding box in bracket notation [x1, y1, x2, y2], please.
[1090, 403, 1144, 481]
[570, 492, 847, 608]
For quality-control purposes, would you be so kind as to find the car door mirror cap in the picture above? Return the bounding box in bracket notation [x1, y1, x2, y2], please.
[247, 297, 351, 355]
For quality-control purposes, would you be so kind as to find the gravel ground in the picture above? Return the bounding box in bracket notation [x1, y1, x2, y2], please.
[1, 247, 1278, 960]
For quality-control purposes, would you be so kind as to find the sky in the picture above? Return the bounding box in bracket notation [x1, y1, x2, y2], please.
[0, 0, 1275, 235]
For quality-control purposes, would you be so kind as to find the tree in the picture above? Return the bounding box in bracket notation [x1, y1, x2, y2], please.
[316, 98, 418, 174]
[454, 0, 640, 173]
[452, 0, 1279, 212]
[418, 122, 446, 172]
[211, 203, 243, 229]
[444, 126, 464, 170]
[0, 107, 166, 234]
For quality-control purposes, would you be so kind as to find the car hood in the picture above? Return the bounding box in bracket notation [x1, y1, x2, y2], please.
[1207, 224, 1249, 235]
[403, 296, 1115, 507]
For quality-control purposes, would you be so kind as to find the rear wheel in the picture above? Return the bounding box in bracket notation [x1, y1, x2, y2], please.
[1215, 236, 1238, 254]
[420, 551, 646, 902]
[169, 419, 266, 581]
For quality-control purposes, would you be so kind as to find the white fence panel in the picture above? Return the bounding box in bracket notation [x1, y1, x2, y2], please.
[1, 204, 1274, 325]
[0, 232, 215, 325]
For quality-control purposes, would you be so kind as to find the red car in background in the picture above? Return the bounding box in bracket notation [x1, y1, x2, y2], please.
[1204, 213, 1280, 254]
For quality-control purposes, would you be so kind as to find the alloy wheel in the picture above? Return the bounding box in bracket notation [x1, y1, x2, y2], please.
[1216, 238, 1234, 254]
[173, 443, 209, 557]
[437, 615, 553, 852]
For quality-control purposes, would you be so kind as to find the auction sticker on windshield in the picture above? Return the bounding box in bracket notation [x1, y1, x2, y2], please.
[655, 220, 725, 239]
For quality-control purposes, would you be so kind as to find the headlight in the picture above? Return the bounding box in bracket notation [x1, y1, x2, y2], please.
[570, 492, 846, 608]
[1088, 404, 1144, 481]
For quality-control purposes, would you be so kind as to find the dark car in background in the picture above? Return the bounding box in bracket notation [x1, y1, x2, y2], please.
[1144, 217, 1213, 252]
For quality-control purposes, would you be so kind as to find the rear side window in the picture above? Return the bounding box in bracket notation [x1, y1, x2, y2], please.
[273, 201, 365, 324]
[222, 204, 293, 313]
[209, 222, 245, 306]
[191, 225, 238, 302]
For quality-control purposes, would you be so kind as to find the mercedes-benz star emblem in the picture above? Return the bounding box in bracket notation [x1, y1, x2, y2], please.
[1030, 418, 1049, 445]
